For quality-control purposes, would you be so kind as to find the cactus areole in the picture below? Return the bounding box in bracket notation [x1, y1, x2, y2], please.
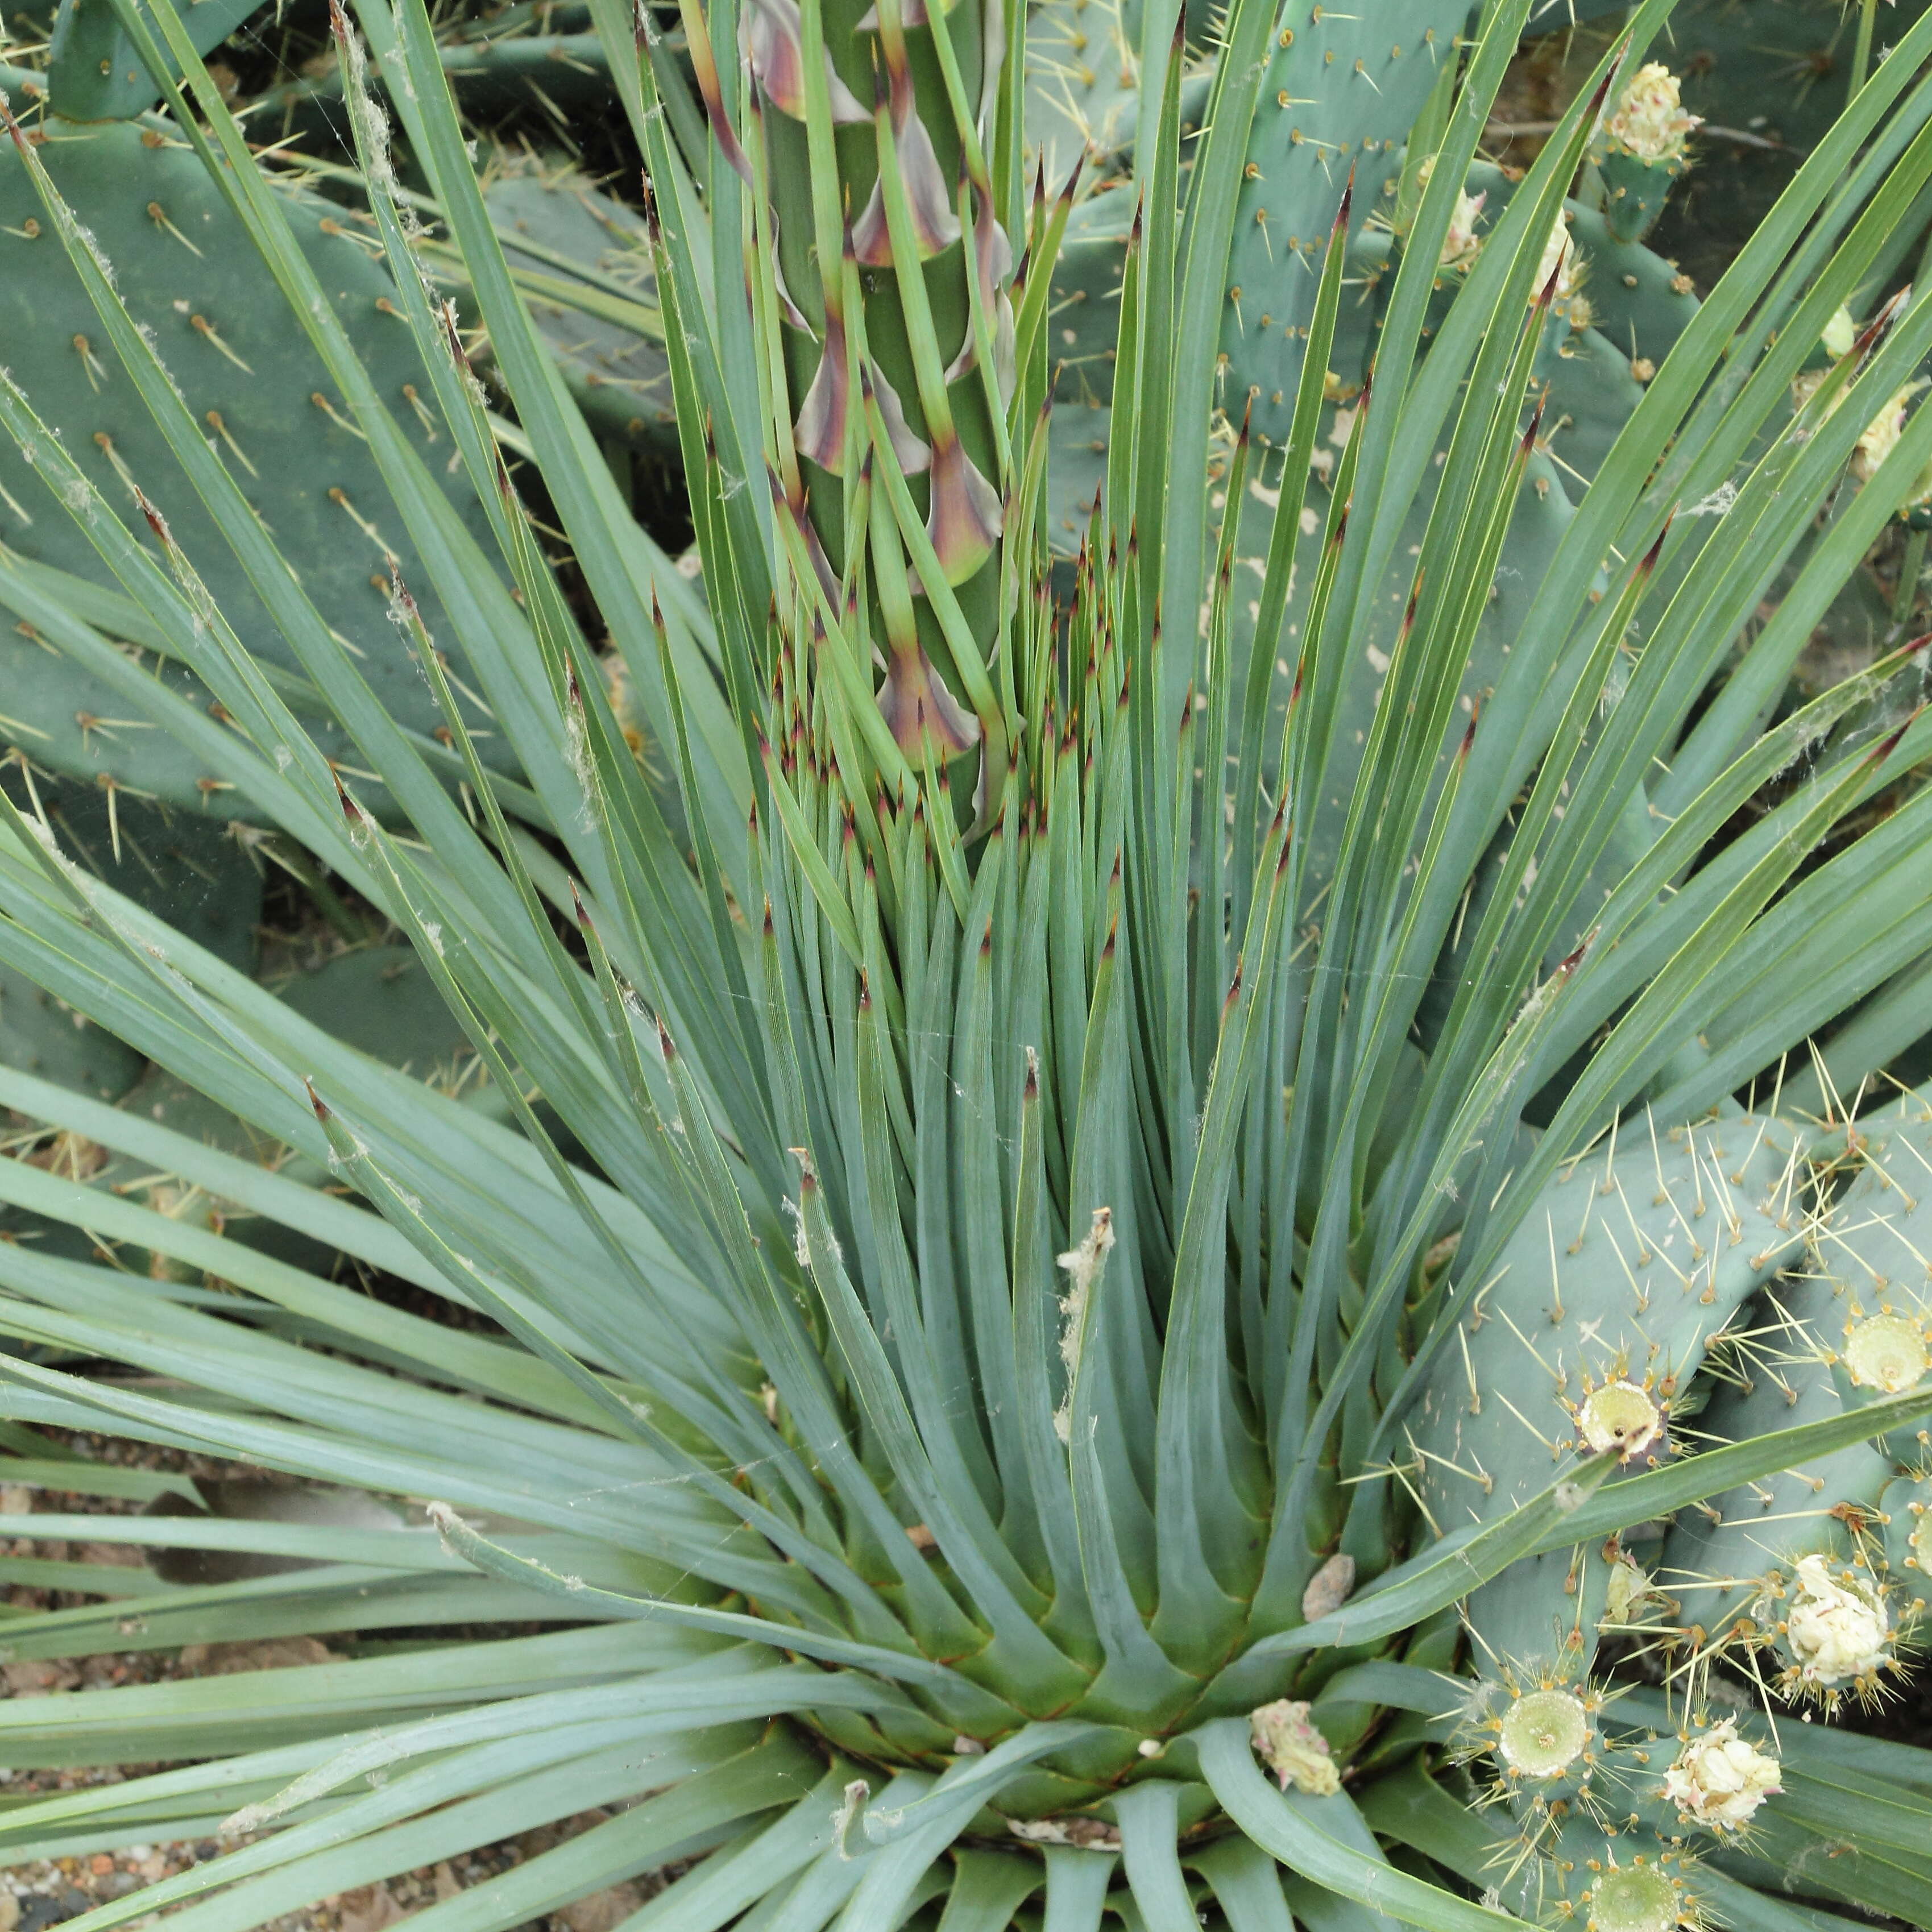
[1587, 1863, 1685, 1932]
[1498, 1688, 1593, 1778]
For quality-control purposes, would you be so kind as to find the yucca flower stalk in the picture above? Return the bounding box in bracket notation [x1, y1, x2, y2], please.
[5, 0, 1932, 1926]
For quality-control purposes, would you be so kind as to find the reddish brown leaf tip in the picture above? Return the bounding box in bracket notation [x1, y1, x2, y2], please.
[1221, 957, 1244, 1027]
[1059, 150, 1085, 211]
[131, 486, 173, 547]
[331, 767, 363, 824]
[1866, 714, 1919, 767]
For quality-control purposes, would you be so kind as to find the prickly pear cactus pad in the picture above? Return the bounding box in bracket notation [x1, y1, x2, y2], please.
[1657, 1089, 1932, 1707]
[45, 0, 265, 122]
[0, 943, 511, 1283]
[1588, 59, 1699, 243]
[0, 591, 255, 810]
[0, 763, 257, 1099]
[0, 964, 141, 1100]
[3, 762, 260, 966]
[481, 150, 677, 453]
[1024, 0, 1141, 184]
[0, 117, 508, 780]
[1409, 1111, 1807, 1668]
[1667, 0, 1932, 157]
[1222, 2, 1470, 448]
[254, 28, 620, 140]
[1044, 181, 1132, 548]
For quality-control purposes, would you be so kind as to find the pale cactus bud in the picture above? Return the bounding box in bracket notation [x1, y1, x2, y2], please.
[1586, 1860, 1686, 1932]
[1790, 364, 1833, 415]
[1534, 215, 1581, 317]
[1438, 188, 1486, 272]
[1790, 354, 1926, 491]
[1603, 63, 1701, 164]
[1661, 1718, 1782, 1830]
[1785, 1554, 1890, 1685]
[1603, 1554, 1660, 1627]
[1842, 1313, 1930, 1392]
[1249, 1699, 1341, 1795]
[1852, 381, 1924, 483]
[1496, 1688, 1590, 1778]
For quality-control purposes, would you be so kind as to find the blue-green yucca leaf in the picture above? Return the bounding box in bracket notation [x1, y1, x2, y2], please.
[8, 0, 1932, 1927]
[1375, 13, 1932, 1220]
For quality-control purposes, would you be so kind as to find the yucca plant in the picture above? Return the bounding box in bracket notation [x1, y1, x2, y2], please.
[6, 0, 1932, 1925]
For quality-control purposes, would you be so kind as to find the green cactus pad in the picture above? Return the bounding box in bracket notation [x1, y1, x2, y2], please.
[1595, 146, 1689, 246]
[1221, 1, 1471, 450]
[1564, 203, 1701, 370]
[8, 765, 261, 970]
[1817, 1092, 1932, 1332]
[1203, 159, 1693, 953]
[1024, 0, 1141, 187]
[0, 967, 142, 1101]
[1408, 1110, 1806, 1666]
[45, 0, 264, 123]
[0, 607, 249, 813]
[1880, 1470, 1932, 1586]
[251, 32, 619, 142]
[0, 944, 509, 1280]
[0, 119, 511, 796]
[1046, 183, 1133, 552]
[1441, 168, 1702, 375]
[1543, 325, 1652, 484]
[481, 151, 677, 454]
[271, 940, 486, 1077]
[1652, 1100, 1932, 1677]
[0, 766, 259, 1101]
